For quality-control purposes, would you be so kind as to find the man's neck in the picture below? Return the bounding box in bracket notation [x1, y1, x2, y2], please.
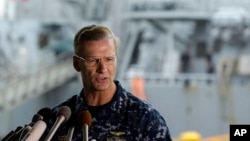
[83, 83, 116, 106]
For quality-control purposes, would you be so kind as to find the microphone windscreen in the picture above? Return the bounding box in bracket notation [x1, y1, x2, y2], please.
[57, 106, 71, 123]
[25, 120, 47, 141]
[79, 110, 92, 127]
[37, 107, 53, 123]
[43, 106, 71, 141]
[68, 112, 78, 127]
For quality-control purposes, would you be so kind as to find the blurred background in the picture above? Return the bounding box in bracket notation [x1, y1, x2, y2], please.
[1, 0, 250, 140]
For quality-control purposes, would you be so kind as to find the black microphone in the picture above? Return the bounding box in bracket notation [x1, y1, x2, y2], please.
[1, 126, 22, 141]
[37, 107, 54, 124]
[1, 130, 14, 141]
[44, 106, 71, 141]
[2, 126, 24, 141]
[2, 107, 52, 141]
[79, 110, 92, 141]
[66, 113, 77, 141]
[25, 107, 53, 141]
[3, 114, 42, 141]
[18, 125, 32, 141]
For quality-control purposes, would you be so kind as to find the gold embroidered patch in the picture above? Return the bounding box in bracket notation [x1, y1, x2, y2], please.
[110, 131, 126, 136]
[57, 135, 67, 141]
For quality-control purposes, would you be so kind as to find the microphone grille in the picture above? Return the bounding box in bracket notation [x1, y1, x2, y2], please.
[57, 106, 72, 122]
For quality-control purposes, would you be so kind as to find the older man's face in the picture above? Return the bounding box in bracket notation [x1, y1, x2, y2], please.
[75, 38, 117, 92]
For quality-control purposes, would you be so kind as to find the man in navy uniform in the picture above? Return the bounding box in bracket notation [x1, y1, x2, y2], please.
[42, 24, 172, 141]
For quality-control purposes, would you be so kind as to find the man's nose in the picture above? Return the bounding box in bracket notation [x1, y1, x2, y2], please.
[97, 58, 108, 72]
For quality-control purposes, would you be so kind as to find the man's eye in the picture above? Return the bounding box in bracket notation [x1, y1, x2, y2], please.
[87, 58, 97, 62]
[106, 57, 115, 61]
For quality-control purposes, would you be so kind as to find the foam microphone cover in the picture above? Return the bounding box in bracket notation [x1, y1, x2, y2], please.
[37, 107, 54, 123]
[79, 110, 92, 127]
[44, 106, 71, 141]
[25, 120, 47, 141]
[79, 110, 92, 141]
[57, 106, 71, 123]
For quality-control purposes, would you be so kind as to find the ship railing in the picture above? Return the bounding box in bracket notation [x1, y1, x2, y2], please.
[0, 56, 77, 111]
[121, 71, 250, 87]
[121, 72, 219, 86]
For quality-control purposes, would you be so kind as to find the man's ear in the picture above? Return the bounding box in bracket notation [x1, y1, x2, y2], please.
[73, 56, 81, 72]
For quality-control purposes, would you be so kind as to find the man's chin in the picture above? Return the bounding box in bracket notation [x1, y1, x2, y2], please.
[94, 84, 110, 91]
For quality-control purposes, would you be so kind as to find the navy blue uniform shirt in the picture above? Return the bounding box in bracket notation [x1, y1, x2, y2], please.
[41, 81, 172, 141]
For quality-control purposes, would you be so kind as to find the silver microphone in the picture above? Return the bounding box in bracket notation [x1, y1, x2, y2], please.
[44, 106, 71, 141]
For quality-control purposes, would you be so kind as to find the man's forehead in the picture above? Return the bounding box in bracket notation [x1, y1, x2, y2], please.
[83, 36, 115, 45]
[86, 36, 114, 42]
